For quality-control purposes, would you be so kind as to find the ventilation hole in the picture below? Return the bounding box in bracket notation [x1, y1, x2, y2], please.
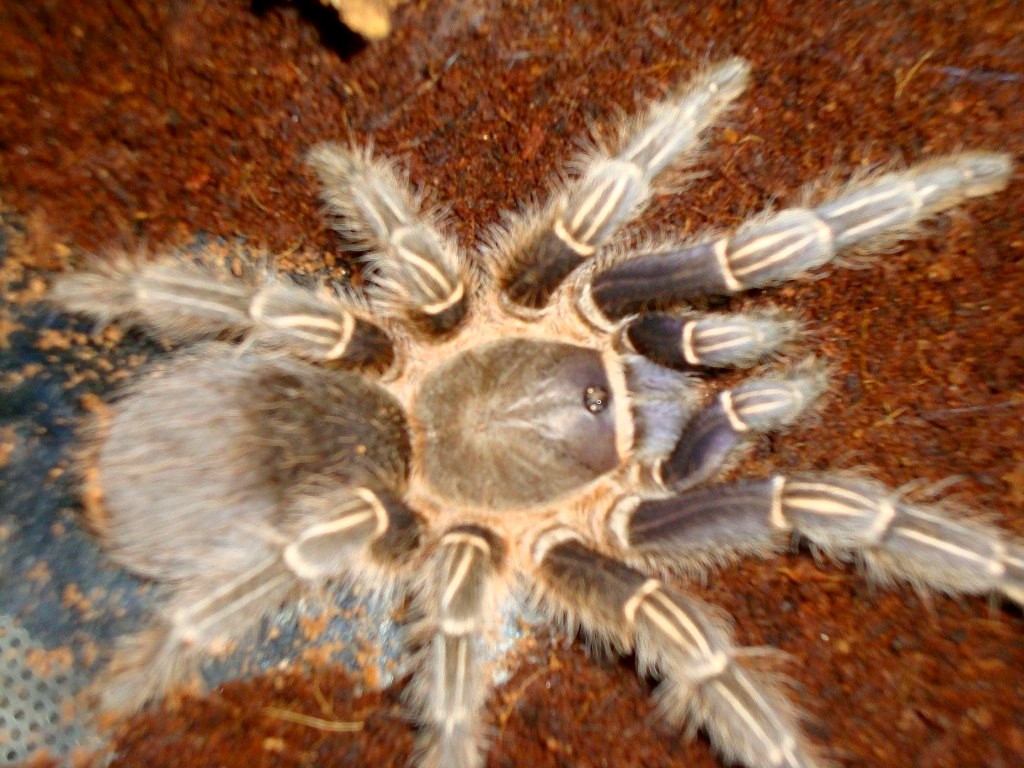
[0, 616, 92, 766]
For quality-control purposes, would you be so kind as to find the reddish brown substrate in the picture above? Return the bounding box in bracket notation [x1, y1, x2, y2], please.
[1, 1, 1022, 767]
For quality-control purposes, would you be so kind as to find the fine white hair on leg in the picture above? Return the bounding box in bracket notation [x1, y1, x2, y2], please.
[99, 486, 423, 715]
[410, 525, 505, 768]
[283, 486, 424, 585]
[780, 475, 1024, 604]
[50, 254, 395, 370]
[495, 58, 750, 309]
[50, 253, 255, 337]
[607, 474, 1024, 606]
[97, 555, 298, 713]
[656, 362, 829, 491]
[588, 151, 1013, 318]
[247, 279, 394, 370]
[622, 310, 801, 371]
[306, 143, 469, 335]
[532, 529, 823, 768]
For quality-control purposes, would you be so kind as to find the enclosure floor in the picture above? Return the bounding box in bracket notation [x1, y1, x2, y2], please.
[1, 1, 1022, 767]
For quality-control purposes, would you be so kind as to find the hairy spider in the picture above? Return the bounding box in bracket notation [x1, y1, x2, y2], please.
[50, 59, 1018, 768]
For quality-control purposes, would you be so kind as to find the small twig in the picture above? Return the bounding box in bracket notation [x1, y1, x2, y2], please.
[918, 398, 1024, 419]
[496, 667, 547, 729]
[895, 50, 933, 98]
[261, 706, 364, 732]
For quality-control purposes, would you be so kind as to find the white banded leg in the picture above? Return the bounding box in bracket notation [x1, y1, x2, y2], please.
[247, 280, 393, 370]
[498, 58, 750, 309]
[307, 144, 469, 335]
[533, 529, 821, 768]
[412, 525, 505, 768]
[100, 486, 422, 713]
[100, 553, 298, 712]
[607, 475, 1024, 605]
[283, 486, 424, 581]
[50, 256, 395, 370]
[658, 365, 827, 491]
[623, 311, 800, 371]
[588, 151, 1013, 318]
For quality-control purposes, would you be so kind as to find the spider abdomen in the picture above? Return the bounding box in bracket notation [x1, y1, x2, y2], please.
[95, 348, 411, 580]
[413, 339, 622, 510]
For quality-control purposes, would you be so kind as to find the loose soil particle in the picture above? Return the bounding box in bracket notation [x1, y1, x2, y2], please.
[1, 1, 1022, 767]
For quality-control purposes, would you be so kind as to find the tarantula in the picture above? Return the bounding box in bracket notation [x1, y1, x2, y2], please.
[50, 58, 1018, 768]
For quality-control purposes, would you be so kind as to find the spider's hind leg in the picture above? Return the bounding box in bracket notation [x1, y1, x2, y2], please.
[51, 255, 395, 372]
[100, 484, 424, 713]
[494, 57, 750, 311]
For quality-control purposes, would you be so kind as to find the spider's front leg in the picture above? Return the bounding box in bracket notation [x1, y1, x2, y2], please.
[623, 309, 800, 371]
[532, 527, 822, 768]
[582, 151, 1012, 320]
[494, 57, 750, 310]
[603, 475, 1024, 606]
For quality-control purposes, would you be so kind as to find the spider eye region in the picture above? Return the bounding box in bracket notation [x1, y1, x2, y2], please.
[583, 385, 610, 413]
[416, 339, 622, 510]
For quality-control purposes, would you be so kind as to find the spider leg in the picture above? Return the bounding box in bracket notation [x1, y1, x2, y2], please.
[283, 486, 424, 582]
[51, 255, 394, 371]
[532, 528, 822, 768]
[604, 475, 1024, 605]
[582, 151, 1013, 320]
[496, 58, 750, 310]
[647, 364, 827, 491]
[101, 486, 423, 712]
[307, 144, 470, 335]
[622, 310, 800, 371]
[410, 525, 506, 768]
[99, 554, 298, 712]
